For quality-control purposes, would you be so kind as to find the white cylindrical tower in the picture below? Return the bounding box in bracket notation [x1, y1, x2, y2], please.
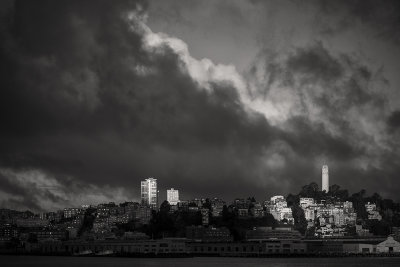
[322, 165, 329, 192]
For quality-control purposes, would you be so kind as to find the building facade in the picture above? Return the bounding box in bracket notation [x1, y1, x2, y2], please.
[140, 178, 158, 209]
[167, 188, 180, 205]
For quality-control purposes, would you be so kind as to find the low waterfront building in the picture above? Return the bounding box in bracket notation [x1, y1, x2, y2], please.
[246, 227, 302, 241]
[376, 236, 400, 253]
[41, 238, 189, 255]
[189, 240, 307, 255]
[186, 226, 233, 242]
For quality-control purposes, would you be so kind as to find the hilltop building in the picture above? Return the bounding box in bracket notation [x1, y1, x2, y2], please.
[167, 188, 180, 205]
[322, 165, 329, 192]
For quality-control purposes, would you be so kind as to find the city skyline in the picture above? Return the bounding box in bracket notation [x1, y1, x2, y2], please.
[1, 0, 400, 213]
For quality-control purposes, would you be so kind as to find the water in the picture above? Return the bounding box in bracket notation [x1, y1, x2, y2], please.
[2, 256, 400, 267]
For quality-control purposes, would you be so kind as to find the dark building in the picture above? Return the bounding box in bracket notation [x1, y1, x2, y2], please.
[186, 226, 233, 242]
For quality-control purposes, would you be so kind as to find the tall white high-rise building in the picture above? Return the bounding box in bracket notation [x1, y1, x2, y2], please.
[322, 165, 329, 192]
[167, 188, 180, 205]
[141, 178, 158, 209]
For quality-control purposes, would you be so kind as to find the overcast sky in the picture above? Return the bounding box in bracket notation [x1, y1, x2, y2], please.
[0, 0, 400, 212]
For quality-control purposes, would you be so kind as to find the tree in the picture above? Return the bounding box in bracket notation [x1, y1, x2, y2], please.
[349, 190, 368, 220]
[160, 200, 171, 214]
[299, 182, 319, 198]
[286, 194, 299, 207]
[291, 205, 307, 235]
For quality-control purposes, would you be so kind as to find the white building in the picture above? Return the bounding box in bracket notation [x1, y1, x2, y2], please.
[365, 202, 377, 212]
[322, 165, 329, 192]
[304, 207, 315, 222]
[268, 196, 294, 224]
[271, 195, 285, 204]
[167, 188, 180, 205]
[300, 198, 314, 208]
[365, 202, 382, 221]
[376, 236, 400, 253]
[141, 178, 158, 209]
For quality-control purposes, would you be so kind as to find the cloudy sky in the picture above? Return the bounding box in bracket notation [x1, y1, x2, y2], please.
[0, 0, 399, 212]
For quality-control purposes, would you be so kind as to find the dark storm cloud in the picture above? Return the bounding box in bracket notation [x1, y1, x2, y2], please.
[286, 43, 343, 83]
[314, 0, 400, 44]
[388, 111, 400, 129]
[247, 40, 399, 198]
[0, 0, 285, 209]
[0, 0, 399, 211]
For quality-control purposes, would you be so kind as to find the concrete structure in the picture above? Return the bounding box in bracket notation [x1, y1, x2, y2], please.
[140, 178, 158, 209]
[167, 188, 180, 205]
[322, 165, 329, 192]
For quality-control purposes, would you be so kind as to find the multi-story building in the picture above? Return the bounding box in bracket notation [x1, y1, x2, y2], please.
[304, 207, 315, 222]
[300, 198, 314, 208]
[63, 208, 81, 219]
[201, 208, 209, 225]
[141, 178, 158, 209]
[167, 188, 180, 205]
[267, 196, 294, 224]
[365, 202, 382, 221]
[209, 198, 225, 217]
[270, 196, 285, 204]
[250, 203, 265, 217]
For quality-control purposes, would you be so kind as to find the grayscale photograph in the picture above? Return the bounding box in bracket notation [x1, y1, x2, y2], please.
[0, 0, 400, 266]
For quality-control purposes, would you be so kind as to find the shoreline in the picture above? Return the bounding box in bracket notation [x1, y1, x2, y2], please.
[2, 252, 400, 258]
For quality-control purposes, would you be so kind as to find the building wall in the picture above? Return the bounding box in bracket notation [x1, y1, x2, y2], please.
[141, 178, 158, 208]
[167, 188, 180, 205]
[376, 236, 400, 253]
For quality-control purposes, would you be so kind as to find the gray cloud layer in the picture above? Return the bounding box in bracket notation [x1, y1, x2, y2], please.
[0, 0, 399, 211]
